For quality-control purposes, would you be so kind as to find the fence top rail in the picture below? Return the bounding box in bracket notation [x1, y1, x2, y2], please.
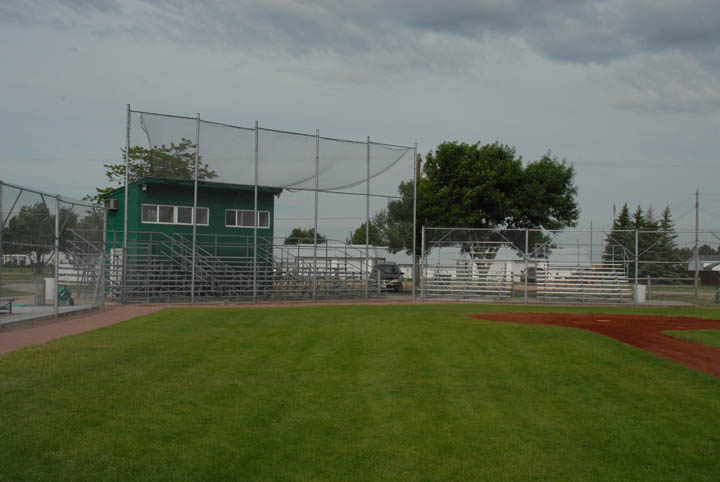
[0, 179, 98, 208]
[424, 226, 720, 235]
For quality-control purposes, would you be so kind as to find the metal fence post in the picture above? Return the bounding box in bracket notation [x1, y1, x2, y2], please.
[54, 195, 60, 317]
[191, 113, 200, 304]
[100, 207, 107, 307]
[313, 129, 319, 301]
[365, 136, 370, 300]
[695, 189, 699, 299]
[634, 229, 639, 289]
[524, 228, 529, 304]
[420, 226, 425, 300]
[412, 143, 417, 302]
[122, 104, 130, 303]
[253, 121, 259, 303]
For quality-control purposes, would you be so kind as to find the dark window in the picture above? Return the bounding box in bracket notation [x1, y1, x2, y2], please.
[158, 206, 174, 223]
[241, 210, 254, 227]
[225, 210, 236, 226]
[258, 211, 270, 228]
[196, 207, 208, 225]
[177, 206, 192, 224]
[142, 205, 157, 223]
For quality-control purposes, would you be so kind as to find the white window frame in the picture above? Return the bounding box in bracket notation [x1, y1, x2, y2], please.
[141, 204, 209, 226]
[225, 209, 270, 229]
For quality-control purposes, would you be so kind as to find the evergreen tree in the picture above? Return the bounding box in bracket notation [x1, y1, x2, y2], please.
[604, 204, 687, 283]
[603, 204, 633, 270]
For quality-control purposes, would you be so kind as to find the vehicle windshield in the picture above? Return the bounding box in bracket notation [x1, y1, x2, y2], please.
[377, 265, 398, 274]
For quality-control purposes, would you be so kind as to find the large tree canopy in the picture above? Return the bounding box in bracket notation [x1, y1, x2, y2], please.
[420, 142, 578, 230]
[91, 138, 217, 202]
[377, 141, 579, 255]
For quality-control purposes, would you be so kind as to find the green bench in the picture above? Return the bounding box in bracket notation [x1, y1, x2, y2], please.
[0, 298, 15, 314]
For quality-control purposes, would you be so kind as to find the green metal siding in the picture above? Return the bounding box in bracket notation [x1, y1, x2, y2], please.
[106, 181, 277, 241]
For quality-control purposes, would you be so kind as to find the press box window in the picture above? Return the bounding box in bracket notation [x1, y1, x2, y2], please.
[158, 206, 174, 223]
[142, 204, 209, 226]
[177, 206, 193, 224]
[225, 209, 270, 228]
[195, 207, 208, 225]
[142, 205, 158, 223]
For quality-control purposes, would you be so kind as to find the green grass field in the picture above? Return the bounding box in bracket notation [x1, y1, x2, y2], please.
[664, 328, 720, 348]
[1, 304, 719, 481]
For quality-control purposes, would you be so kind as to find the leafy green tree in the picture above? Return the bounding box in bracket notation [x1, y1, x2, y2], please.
[698, 244, 718, 256]
[90, 138, 217, 202]
[2, 203, 78, 273]
[283, 228, 327, 245]
[74, 209, 105, 245]
[377, 142, 579, 256]
[348, 221, 385, 245]
[374, 183, 415, 255]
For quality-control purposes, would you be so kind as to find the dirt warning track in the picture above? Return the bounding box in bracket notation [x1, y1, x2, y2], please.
[471, 312, 720, 378]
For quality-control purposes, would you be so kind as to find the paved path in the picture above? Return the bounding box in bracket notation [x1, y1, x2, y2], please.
[0, 305, 164, 355]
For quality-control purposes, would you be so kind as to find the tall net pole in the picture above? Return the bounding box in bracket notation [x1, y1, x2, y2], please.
[695, 189, 700, 299]
[313, 129, 319, 301]
[253, 121, 259, 303]
[412, 144, 417, 302]
[122, 104, 130, 303]
[190, 113, 200, 304]
[53, 195, 60, 317]
[365, 136, 370, 300]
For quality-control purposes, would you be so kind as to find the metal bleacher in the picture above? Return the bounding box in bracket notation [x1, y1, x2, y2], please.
[535, 262, 632, 302]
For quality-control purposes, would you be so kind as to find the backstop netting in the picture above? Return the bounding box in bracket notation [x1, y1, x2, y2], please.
[105, 108, 416, 302]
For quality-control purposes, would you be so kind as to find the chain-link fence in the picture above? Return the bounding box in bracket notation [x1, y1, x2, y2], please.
[0, 180, 105, 321]
[421, 226, 720, 304]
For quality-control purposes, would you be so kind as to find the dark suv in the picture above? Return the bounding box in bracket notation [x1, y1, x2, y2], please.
[370, 262, 403, 292]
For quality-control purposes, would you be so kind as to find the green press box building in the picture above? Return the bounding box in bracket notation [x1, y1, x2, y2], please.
[104, 177, 283, 298]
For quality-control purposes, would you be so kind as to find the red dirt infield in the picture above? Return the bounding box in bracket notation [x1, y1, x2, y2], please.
[471, 312, 720, 378]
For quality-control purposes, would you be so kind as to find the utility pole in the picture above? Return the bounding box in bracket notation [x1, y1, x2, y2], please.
[695, 188, 700, 298]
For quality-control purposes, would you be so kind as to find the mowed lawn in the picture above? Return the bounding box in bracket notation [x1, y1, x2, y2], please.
[1, 305, 719, 481]
[664, 328, 720, 349]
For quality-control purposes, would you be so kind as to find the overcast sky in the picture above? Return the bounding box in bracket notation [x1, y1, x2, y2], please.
[2, 0, 720, 240]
